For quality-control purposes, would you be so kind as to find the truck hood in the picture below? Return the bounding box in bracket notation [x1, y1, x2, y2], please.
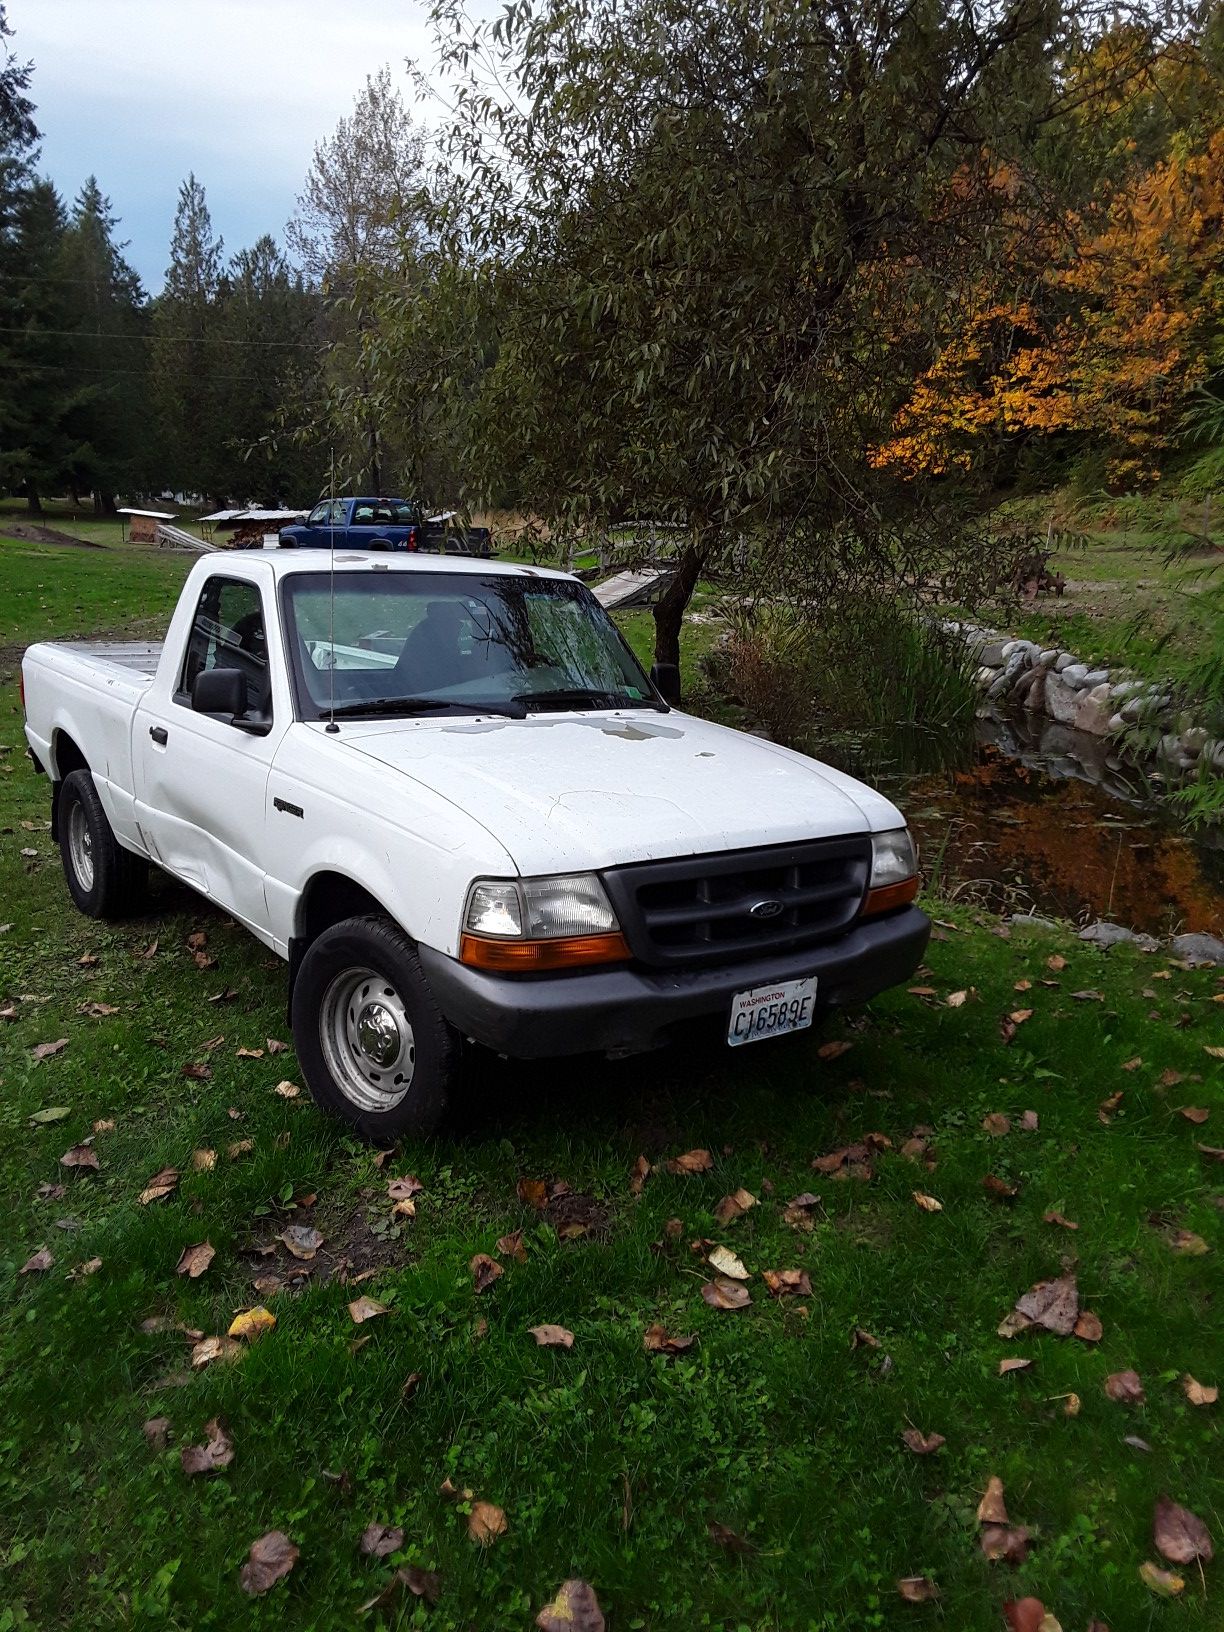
[328, 709, 905, 875]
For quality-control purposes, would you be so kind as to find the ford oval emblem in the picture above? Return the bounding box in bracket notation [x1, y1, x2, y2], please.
[749, 898, 784, 920]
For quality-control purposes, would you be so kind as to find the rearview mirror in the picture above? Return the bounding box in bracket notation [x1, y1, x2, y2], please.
[192, 667, 246, 717]
[650, 662, 681, 706]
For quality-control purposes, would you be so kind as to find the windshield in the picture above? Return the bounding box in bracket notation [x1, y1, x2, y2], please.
[282, 571, 660, 720]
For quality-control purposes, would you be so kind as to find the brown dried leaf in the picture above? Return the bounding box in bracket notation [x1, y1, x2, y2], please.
[707, 1244, 749, 1280]
[181, 1063, 211, 1082]
[1043, 1210, 1079, 1231]
[762, 1268, 812, 1297]
[983, 1174, 1020, 1201]
[998, 1356, 1033, 1376]
[528, 1324, 575, 1349]
[273, 1080, 299, 1099]
[536, 1578, 605, 1632]
[348, 1295, 389, 1324]
[1003, 1599, 1050, 1632]
[280, 1225, 323, 1261]
[1168, 1229, 1209, 1256]
[901, 1428, 945, 1455]
[713, 1187, 757, 1226]
[470, 1253, 504, 1293]
[1198, 1143, 1224, 1162]
[1153, 1497, 1214, 1565]
[31, 1038, 69, 1062]
[239, 1529, 299, 1595]
[701, 1277, 751, 1310]
[175, 1241, 215, 1279]
[19, 1246, 53, 1274]
[1062, 1392, 1082, 1417]
[387, 1174, 423, 1202]
[266, 1037, 288, 1054]
[643, 1323, 695, 1355]
[1098, 1090, 1123, 1124]
[1015, 1274, 1079, 1335]
[1177, 1105, 1210, 1124]
[976, 1476, 1009, 1525]
[1046, 954, 1067, 971]
[359, 1522, 404, 1558]
[897, 1577, 939, 1603]
[227, 1138, 254, 1160]
[816, 1039, 853, 1060]
[1019, 1109, 1039, 1131]
[468, 1500, 507, 1544]
[980, 1524, 1031, 1564]
[142, 1416, 171, 1452]
[946, 989, 969, 1008]
[1104, 1369, 1144, 1403]
[666, 1147, 713, 1175]
[190, 1335, 242, 1369]
[358, 1564, 441, 1613]
[1073, 1310, 1103, 1342]
[912, 1190, 942, 1212]
[708, 1521, 755, 1553]
[1139, 1561, 1184, 1597]
[1183, 1374, 1218, 1406]
[517, 1176, 548, 1208]
[496, 1229, 527, 1263]
[138, 1166, 179, 1205]
[180, 1417, 234, 1476]
[982, 1112, 1011, 1136]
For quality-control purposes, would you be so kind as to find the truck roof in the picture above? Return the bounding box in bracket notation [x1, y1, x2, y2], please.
[252, 547, 573, 584]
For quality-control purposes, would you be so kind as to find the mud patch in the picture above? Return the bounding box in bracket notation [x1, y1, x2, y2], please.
[547, 1187, 612, 1240]
[3, 522, 104, 549]
[240, 1204, 406, 1292]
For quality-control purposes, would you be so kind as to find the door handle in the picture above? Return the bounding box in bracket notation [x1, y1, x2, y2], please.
[149, 725, 168, 745]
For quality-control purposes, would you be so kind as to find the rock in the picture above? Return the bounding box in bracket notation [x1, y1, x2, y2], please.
[1179, 726, 1209, 756]
[1074, 682, 1113, 736]
[1060, 662, 1090, 689]
[1082, 669, 1111, 688]
[1209, 740, 1224, 772]
[1054, 652, 1075, 672]
[977, 640, 1007, 666]
[1078, 922, 1160, 952]
[1043, 673, 1081, 727]
[1107, 713, 1126, 733]
[1019, 670, 1046, 712]
[1159, 733, 1182, 761]
[986, 674, 1011, 701]
[975, 666, 999, 691]
[1037, 649, 1059, 668]
[1169, 932, 1224, 966]
[1110, 678, 1144, 699]
[1010, 913, 1060, 934]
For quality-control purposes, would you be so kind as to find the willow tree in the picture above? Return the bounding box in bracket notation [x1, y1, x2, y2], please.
[373, 0, 1168, 668]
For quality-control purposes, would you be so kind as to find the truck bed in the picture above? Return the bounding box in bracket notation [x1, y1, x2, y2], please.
[45, 640, 165, 681]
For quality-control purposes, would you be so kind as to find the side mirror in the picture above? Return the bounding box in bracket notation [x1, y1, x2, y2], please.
[192, 666, 248, 719]
[650, 662, 681, 706]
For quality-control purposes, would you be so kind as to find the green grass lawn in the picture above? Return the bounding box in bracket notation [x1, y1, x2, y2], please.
[2, 527, 1223, 1631]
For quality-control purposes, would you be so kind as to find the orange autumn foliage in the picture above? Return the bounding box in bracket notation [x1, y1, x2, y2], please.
[873, 131, 1224, 485]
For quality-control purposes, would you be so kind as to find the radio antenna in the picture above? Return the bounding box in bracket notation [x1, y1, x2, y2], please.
[325, 452, 339, 733]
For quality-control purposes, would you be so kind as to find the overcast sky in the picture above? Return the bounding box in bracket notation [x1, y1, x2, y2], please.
[10, 0, 439, 292]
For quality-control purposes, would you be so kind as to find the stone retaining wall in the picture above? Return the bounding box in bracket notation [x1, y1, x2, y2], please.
[945, 622, 1224, 777]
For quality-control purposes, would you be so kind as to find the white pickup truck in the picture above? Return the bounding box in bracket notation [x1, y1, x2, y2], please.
[21, 550, 928, 1139]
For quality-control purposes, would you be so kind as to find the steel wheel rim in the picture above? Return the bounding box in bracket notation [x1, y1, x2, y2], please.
[319, 965, 416, 1112]
[68, 801, 94, 892]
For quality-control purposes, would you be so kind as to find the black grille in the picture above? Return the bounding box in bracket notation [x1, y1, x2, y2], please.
[603, 836, 872, 969]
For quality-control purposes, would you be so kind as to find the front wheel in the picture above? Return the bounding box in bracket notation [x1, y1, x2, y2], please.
[57, 768, 148, 919]
[291, 915, 460, 1140]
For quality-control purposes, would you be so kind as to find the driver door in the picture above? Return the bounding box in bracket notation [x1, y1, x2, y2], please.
[133, 576, 288, 931]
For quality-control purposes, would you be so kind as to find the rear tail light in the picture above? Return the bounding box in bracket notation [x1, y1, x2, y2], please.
[405, 526, 418, 551]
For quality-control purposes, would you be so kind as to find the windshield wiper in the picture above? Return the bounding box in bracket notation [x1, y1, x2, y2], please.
[511, 687, 656, 712]
[323, 696, 527, 720]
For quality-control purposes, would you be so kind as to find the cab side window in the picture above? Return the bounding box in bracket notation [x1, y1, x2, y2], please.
[178, 578, 272, 716]
[307, 502, 330, 526]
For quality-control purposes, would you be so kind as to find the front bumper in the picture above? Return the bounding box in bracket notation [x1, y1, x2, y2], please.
[418, 905, 930, 1059]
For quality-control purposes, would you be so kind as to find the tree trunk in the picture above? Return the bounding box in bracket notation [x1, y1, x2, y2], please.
[652, 540, 707, 679]
[367, 418, 382, 496]
[25, 483, 42, 515]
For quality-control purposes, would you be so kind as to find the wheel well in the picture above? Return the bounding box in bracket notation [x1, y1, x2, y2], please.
[53, 729, 88, 781]
[298, 872, 392, 944]
[50, 731, 88, 838]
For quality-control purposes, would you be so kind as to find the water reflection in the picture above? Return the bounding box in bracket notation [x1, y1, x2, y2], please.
[813, 710, 1224, 936]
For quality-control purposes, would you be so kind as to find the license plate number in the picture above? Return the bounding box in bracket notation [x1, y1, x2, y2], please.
[727, 976, 817, 1047]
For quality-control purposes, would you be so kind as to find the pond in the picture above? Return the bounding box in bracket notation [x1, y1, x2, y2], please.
[814, 709, 1224, 937]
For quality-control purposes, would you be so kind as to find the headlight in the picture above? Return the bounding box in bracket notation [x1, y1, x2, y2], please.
[464, 873, 618, 939]
[461, 874, 627, 970]
[862, 828, 920, 917]
[870, 828, 918, 886]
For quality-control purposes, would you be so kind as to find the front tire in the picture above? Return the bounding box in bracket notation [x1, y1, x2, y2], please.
[291, 915, 459, 1140]
[58, 768, 148, 919]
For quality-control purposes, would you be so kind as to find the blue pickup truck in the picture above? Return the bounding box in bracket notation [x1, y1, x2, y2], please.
[279, 497, 425, 551]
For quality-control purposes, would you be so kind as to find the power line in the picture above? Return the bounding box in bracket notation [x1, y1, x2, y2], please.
[0, 323, 325, 348]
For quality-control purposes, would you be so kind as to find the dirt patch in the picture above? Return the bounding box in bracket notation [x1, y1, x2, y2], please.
[239, 1203, 406, 1293]
[547, 1187, 613, 1240]
[3, 522, 105, 549]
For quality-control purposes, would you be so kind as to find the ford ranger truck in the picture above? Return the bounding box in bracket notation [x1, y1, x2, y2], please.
[21, 551, 929, 1140]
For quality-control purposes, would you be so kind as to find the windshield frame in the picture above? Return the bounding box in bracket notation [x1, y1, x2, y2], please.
[278, 568, 667, 723]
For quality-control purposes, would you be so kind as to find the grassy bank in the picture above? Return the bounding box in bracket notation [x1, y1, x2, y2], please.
[2, 520, 1223, 1632]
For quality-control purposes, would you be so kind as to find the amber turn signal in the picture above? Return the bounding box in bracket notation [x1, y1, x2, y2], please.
[860, 875, 920, 917]
[459, 930, 632, 971]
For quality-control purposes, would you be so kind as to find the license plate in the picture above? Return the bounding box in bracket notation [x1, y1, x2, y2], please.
[727, 976, 817, 1047]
